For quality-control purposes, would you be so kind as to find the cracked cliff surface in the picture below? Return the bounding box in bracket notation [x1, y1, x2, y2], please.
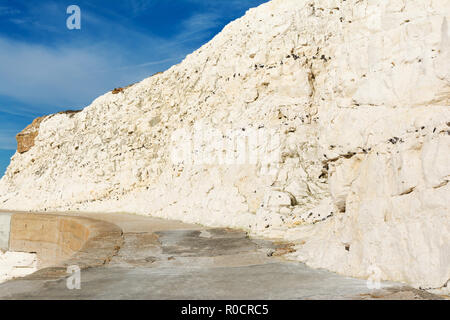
[0, 0, 449, 293]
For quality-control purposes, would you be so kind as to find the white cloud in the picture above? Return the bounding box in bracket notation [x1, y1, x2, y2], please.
[0, 129, 18, 150]
[128, 0, 157, 16]
[0, 6, 20, 16]
[0, 36, 118, 110]
[183, 12, 221, 30]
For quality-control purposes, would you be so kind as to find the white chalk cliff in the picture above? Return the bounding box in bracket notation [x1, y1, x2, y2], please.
[1, 0, 449, 293]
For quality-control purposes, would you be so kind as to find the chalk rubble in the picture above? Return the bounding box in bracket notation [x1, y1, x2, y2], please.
[0, 251, 38, 284]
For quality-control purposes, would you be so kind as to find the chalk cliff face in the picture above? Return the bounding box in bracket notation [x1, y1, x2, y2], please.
[0, 0, 449, 292]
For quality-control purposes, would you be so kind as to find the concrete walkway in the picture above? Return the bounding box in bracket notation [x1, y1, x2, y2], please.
[0, 212, 440, 300]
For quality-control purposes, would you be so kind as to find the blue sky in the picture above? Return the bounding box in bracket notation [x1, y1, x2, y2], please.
[0, 0, 268, 175]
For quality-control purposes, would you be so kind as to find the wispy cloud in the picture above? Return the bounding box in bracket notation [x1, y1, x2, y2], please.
[0, 6, 20, 16]
[110, 57, 185, 72]
[185, 0, 266, 13]
[128, 0, 156, 16]
[177, 12, 222, 39]
[0, 16, 188, 115]
[0, 105, 40, 118]
[0, 129, 19, 150]
[0, 36, 119, 111]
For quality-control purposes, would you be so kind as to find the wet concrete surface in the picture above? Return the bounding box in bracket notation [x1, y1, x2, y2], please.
[0, 212, 442, 300]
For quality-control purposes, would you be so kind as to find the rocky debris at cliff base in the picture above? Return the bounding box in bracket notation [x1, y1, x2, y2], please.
[0, 251, 38, 284]
[0, 0, 449, 292]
